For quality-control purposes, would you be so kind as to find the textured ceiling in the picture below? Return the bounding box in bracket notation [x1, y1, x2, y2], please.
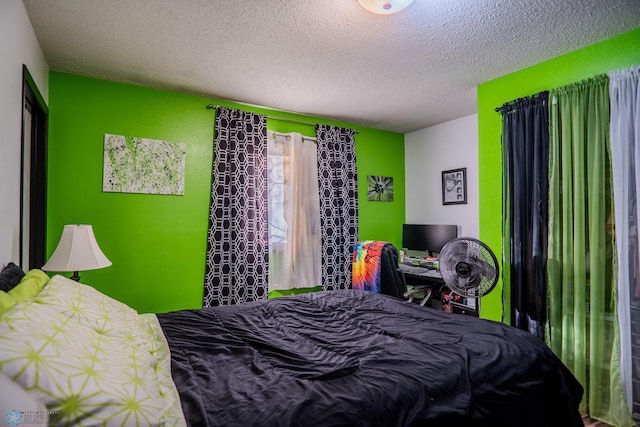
[22, 0, 640, 133]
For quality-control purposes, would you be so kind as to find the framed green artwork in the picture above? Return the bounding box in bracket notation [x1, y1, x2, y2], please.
[367, 175, 394, 202]
[103, 134, 186, 195]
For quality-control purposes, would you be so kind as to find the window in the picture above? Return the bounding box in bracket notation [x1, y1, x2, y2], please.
[267, 131, 321, 291]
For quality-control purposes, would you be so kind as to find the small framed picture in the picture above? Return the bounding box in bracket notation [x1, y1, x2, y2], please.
[442, 168, 467, 205]
[367, 175, 394, 202]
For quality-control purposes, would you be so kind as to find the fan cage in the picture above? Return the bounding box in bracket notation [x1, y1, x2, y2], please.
[439, 237, 499, 298]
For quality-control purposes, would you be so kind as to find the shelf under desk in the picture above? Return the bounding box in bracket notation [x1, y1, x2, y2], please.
[399, 265, 478, 316]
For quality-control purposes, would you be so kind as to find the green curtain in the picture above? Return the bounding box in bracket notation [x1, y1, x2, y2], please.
[547, 75, 633, 426]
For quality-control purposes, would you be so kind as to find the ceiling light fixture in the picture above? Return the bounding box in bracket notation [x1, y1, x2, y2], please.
[357, 0, 415, 15]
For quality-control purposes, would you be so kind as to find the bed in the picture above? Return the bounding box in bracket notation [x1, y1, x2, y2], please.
[0, 269, 583, 426]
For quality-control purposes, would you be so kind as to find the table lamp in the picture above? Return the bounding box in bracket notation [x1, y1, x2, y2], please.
[42, 224, 112, 281]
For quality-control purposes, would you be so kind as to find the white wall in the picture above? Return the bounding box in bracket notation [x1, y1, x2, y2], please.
[404, 114, 479, 238]
[0, 0, 49, 267]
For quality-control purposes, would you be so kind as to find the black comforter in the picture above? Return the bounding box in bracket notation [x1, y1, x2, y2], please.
[157, 290, 583, 427]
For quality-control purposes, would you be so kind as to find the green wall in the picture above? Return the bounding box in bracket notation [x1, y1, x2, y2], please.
[47, 72, 405, 313]
[478, 28, 640, 321]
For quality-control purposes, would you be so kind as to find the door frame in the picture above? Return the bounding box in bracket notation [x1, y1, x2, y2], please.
[20, 65, 48, 269]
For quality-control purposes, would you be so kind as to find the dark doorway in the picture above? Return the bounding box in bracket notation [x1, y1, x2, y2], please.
[21, 65, 48, 270]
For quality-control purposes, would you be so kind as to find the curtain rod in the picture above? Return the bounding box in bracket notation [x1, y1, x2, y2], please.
[271, 131, 317, 143]
[205, 104, 359, 134]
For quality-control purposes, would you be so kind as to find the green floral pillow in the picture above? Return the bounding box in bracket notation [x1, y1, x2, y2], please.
[8, 269, 49, 303]
[0, 275, 185, 426]
[0, 269, 50, 315]
[0, 291, 18, 314]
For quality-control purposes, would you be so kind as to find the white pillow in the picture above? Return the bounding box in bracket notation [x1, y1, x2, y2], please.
[0, 371, 49, 424]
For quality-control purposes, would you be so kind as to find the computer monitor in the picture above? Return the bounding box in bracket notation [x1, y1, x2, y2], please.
[402, 224, 458, 256]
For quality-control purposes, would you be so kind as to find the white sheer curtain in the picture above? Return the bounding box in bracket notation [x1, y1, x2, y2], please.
[609, 65, 640, 409]
[267, 131, 321, 291]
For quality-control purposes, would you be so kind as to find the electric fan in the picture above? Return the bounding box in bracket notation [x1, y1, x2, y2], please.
[439, 237, 499, 298]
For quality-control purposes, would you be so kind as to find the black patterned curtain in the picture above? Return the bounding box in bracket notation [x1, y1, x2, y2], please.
[498, 92, 549, 338]
[203, 107, 268, 307]
[315, 125, 358, 291]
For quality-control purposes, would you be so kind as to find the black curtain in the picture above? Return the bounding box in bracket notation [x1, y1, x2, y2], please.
[203, 107, 268, 307]
[315, 125, 359, 291]
[498, 92, 549, 338]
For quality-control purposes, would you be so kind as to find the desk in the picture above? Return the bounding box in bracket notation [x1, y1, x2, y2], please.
[399, 264, 445, 288]
[399, 264, 479, 316]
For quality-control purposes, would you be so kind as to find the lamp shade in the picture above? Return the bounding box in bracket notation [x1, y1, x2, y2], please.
[357, 0, 415, 15]
[42, 225, 111, 273]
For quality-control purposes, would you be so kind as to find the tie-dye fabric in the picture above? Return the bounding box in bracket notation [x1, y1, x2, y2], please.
[351, 240, 388, 293]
